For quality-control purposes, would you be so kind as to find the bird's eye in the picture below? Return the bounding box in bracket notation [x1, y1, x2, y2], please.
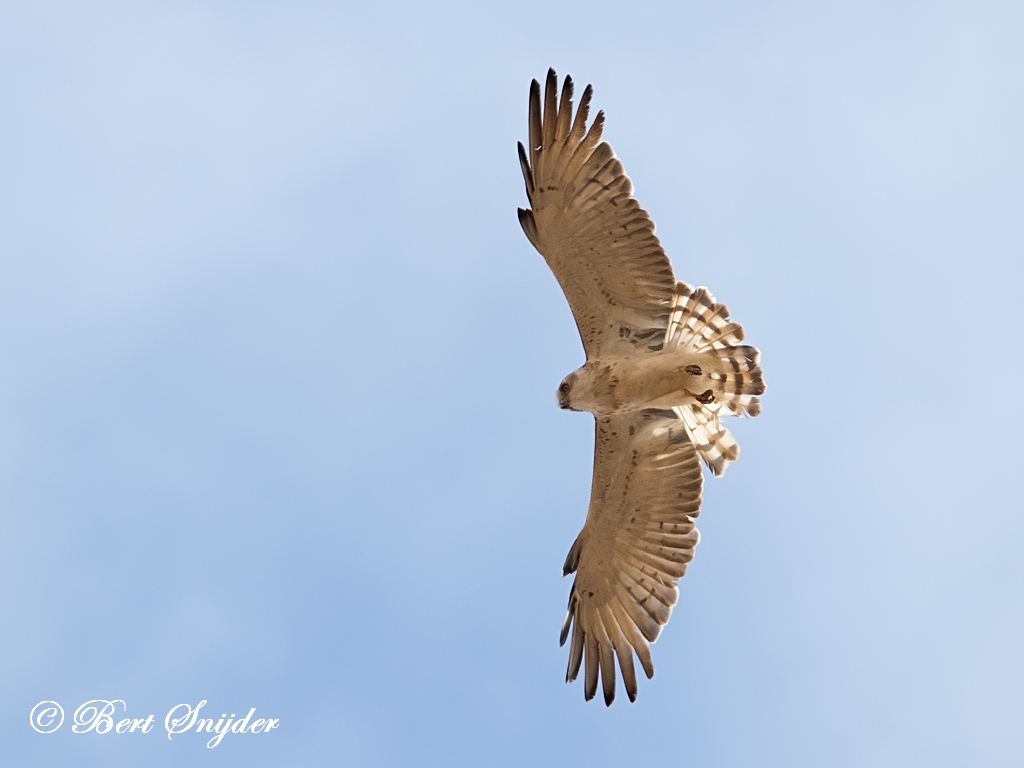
[560, 383, 569, 393]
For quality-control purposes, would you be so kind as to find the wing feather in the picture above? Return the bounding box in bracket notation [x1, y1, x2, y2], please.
[543, 69, 558, 143]
[566, 605, 584, 682]
[583, 609, 600, 701]
[518, 69, 676, 357]
[596, 612, 617, 706]
[600, 604, 637, 702]
[555, 75, 574, 142]
[613, 581, 661, 642]
[559, 409, 703, 704]
[528, 79, 542, 173]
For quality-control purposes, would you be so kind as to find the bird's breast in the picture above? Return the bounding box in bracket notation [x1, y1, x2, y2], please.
[580, 351, 717, 415]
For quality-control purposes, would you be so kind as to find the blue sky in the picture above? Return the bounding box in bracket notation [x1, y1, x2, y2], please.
[2, 1, 1023, 765]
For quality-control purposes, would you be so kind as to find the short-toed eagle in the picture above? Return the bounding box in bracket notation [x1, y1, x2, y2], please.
[517, 69, 766, 705]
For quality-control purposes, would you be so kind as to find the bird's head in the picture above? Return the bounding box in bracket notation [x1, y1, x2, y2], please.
[557, 373, 577, 410]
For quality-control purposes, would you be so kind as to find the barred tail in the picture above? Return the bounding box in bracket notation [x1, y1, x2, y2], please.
[665, 282, 766, 474]
[673, 403, 738, 477]
[707, 343, 765, 418]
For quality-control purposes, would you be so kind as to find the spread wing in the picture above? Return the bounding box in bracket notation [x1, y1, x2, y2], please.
[517, 69, 676, 359]
[559, 410, 703, 704]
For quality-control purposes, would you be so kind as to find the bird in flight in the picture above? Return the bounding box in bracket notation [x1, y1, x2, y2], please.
[517, 69, 766, 705]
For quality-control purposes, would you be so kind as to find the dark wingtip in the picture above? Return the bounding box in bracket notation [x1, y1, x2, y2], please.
[604, 689, 615, 707]
[563, 75, 574, 99]
[517, 141, 533, 198]
[626, 687, 637, 703]
[559, 609, 572, 647]
[517, 207, 538, 247]
[517, 141, 530, 172]
[562, 534, 581, 576]
[559, 584, 576, 646]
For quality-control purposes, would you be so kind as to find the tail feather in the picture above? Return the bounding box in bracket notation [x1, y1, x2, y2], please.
[673, 404, 738, 477]
[665, 281, 766, 472]
[666, 282, 745, 352]
[722, 394, 762, 418]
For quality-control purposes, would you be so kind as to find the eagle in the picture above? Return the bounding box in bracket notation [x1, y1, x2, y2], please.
[517, 69, 766, 705]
